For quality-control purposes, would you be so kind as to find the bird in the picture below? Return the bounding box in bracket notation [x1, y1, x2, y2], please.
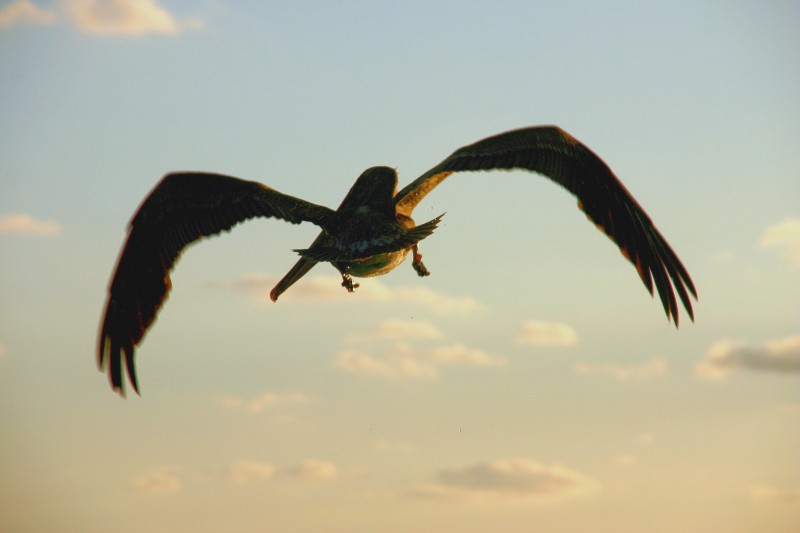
[98, 126, 697, 396]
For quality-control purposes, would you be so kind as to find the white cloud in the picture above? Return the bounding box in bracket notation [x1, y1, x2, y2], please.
[749, 484, 800, 504]
[426, 343, 506, 367]
[130, 465, 181, 494]
[345, 319, 445, 343]
[230, 273, 483, 315]
[514, 320, 578, 347]
[336, 322, 505, 381]
[0, 214, 60, 236]
[374, 438, 415, 454]
[759, 217, 800, 266]
[336, 346, 438, 381]
[410, 458, 599, 505]
[573, 357, 667, 381]
[217, 391, 311, 413]
[0, 0, 56, 27]
[286, 459, 338, 482]
[611, 453, 638, 467]
[228, 460, 275, 483]
[1, 0, 202, 35]
[63, 0, 178, 35]
[696, 334, 800, 380]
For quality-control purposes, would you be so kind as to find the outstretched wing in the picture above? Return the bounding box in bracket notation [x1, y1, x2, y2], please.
[98, 172, 336, 396]
[394, 126, 696, 326]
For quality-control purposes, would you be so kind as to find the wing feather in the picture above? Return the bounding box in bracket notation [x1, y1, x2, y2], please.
[98, 172, 335, 395]
[394, 126, 696, 325]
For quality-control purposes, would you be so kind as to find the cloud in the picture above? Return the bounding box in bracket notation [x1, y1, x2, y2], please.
[696, 334, 800, 380]
[63, 0, 181, 35]
[749, 484, 800, 504]
[374, 438, 415, 454]
[759, 217, 800, 266]
[230, 273, 484, 315]
[336, 346, 439, 381]
[514, 320, 578, 347]
[573, 357, 667, 381]
[130, 465, 181, 494]
[228, 460, 275, 483]
[410, 458, 599, 505]
[345, 319, 445, 343]
[426, 344, 506, 367]
[0, 0, 56, 27]
[286, 459, 338, 482]
[0, 343, 5, 359]
[336, 321, 505, 381]
[611, 453, 638, 467]
[1, 0, 202, 35]
[0, 214, 60, 236]
[217, 391, 311, 413]
[635, 432, 655, 445]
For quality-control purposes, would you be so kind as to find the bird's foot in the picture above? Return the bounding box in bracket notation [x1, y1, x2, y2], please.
[412, 251, 430, 277]
[341, 273, 360, 292]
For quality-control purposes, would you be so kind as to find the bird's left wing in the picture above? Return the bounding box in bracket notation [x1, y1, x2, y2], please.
[394, 126, 696, 326]
[99, 172, 335, 395]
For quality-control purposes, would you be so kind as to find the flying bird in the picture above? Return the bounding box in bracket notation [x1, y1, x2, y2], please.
[98, 126, 696, 395]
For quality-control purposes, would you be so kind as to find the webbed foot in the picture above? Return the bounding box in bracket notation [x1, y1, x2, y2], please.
[341, 273, 360, 292]
[412, 249, 430, 277]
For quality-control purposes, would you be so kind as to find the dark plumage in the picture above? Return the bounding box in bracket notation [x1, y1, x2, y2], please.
[98, 126, 696, 395]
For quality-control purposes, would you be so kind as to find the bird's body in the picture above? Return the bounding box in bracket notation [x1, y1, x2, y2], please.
[98, 126, 697, 395]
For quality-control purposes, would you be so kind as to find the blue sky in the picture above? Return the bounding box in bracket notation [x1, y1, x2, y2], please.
[1, 1, 799, 532]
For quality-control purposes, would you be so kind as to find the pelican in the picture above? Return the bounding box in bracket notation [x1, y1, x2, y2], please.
[98, 126, 697, 395]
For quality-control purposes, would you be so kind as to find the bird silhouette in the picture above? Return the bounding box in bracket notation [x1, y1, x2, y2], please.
[98, 126, 696, 395]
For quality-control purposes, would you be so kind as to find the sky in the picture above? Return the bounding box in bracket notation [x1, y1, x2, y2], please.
[1, 1, 799, 532]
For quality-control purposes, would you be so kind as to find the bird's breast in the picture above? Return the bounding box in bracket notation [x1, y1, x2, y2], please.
[341, 248, 410, 278]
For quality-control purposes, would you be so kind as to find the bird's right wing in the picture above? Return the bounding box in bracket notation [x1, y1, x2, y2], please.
[98, 172, 336, 396]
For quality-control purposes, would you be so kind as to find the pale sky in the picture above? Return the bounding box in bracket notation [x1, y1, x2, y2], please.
[1, 1, 799, 532]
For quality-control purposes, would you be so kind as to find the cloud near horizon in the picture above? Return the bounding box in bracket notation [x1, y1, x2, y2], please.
[0, 0, 203, 35]
[285, 459, 338, 482]
[217, 391, 312, 413]
[696, 334, 800, 380]
[229, 273, 484, 315]
[514, 320, 578, 347]
[130, 465, 182, 494]
[749, 484, 800, 504]
[759, 217, 800, 266]
[0, 213, 60, 236]
[573, 357, 667, 381]
[336, 319, 505, 381]
[409, 458, 599, 505]
[228, 460, 275, 483]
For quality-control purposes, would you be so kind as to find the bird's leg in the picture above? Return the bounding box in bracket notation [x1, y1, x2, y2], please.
[340, 272, 360, 292]
[412, 245, 430, 277]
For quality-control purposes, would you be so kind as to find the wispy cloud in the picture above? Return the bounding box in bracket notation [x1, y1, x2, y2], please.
[230, 274, 484, 315]
[514, 320, 578, 347]
[749, 484, 800, 504]
[759, 217, 800, 267]
[573, 357, 667, 381]
[1, 0, 203, 35]
[336, 320, 505, 381]
[696, 334, 800, 380]
[0, 0, 56, 27]
[611, 453, 638, 467]
[130, 465, 182, 494]
[285, 459, 338, 482]
[0, 213, 60, 236]
[217, 391, 312, 413]
[409, 458, 599, 505]
[336, 346, 439, 381]
[344, 319, 445, 343]
[228, 460, 275, 483]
